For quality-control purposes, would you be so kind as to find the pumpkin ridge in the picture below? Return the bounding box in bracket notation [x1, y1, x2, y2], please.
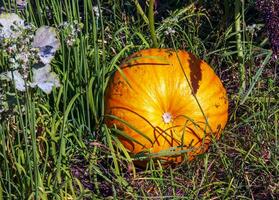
[120, 69, 162, 112]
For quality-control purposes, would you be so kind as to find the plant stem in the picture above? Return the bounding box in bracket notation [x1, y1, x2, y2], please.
[148, 0, 159, 48]
[235, 0, 246, 93]
[133, 0, 149, 25]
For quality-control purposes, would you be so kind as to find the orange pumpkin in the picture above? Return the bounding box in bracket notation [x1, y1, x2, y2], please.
[105, 48, 228, 164]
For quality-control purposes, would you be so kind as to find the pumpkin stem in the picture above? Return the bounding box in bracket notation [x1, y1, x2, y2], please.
[162, 112, 172, 124]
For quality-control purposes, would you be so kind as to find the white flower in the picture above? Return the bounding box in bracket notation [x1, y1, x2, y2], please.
[0, 13, 61, 94]
[164, 27, 176, 36]
[15, 52, 29, 64]
[93, 6, 100, 18]
[30, 65, 60, 94]
[0, 13, 25, 39]
[32, 26, 60, 64]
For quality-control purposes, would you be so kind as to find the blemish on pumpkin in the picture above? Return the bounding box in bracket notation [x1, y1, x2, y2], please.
[187, 53, 202, 95]
[219, 95, 228, 104]
[166, 48, 174, 54]
[117, 80, 123, 85]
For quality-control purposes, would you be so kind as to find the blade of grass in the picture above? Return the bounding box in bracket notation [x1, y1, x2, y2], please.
[56, 92, 80, 183]
[132, 0, 149, 25]
[240, 51, 272, 105]
[235, 0, 246, 93]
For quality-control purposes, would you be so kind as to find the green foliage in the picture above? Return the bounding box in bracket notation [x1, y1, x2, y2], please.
[0, 0, 278, 199]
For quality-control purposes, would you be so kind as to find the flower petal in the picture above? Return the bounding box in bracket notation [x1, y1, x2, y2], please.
[37, 82, 54, 94]
[32, 26, 60, 64]
[31, 65, 60, 94]
[0, 13, 25, 39]
[31, 64, 51, 85]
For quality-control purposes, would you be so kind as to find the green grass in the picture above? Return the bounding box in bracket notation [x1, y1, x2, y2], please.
[0, 0, 278, 199]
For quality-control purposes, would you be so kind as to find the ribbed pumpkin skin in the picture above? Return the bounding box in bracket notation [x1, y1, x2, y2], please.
[105, 48, 228, 164]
